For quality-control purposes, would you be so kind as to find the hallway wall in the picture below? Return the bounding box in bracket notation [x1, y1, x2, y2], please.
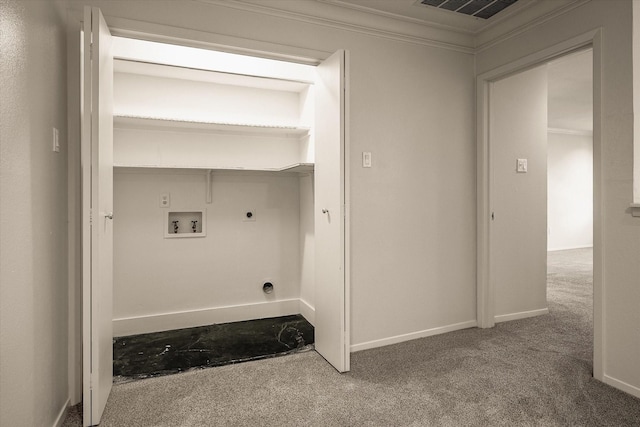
[547, 131, 593, 251]
[0, 0, 70, 426]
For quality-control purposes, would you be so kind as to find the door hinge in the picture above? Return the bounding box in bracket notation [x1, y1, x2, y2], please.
[90, 209, 93, 225]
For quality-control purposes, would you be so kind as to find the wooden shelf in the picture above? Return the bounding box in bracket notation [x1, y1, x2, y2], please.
[114, 115, 310, 137]
[113, 163, 314, 173]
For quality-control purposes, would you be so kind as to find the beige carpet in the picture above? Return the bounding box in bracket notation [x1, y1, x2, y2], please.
[64, 248, 640, 426]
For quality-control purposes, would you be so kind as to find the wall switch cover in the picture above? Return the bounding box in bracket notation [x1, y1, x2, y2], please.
[516, 158, 528, 173]
[159, 193, 170, 208]
[52, 127, 60, 153]
[362, 151, 372, 168]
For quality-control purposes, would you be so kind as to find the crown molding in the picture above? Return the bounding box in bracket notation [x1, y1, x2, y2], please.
[195, 0, 475, 53]
[196, 0, 591, 56]
[319, 0, 478, 35]
[475, 0, 591, 52]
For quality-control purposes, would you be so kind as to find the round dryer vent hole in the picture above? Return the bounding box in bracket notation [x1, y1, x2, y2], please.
[263, 282, 274, 294]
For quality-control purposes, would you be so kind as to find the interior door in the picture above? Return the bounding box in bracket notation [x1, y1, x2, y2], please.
[314, 50, 349, 372]
[490, 65, 548, 321]
[82, 6, 114, 426]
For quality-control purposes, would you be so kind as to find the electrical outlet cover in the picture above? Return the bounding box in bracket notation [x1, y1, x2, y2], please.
[160, 193, 170, 208]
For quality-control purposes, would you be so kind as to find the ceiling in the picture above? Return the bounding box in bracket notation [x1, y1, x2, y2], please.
[418, 0, 519, 20]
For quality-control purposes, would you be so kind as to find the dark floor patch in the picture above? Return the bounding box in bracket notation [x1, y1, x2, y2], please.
[113, 314, 314, 382]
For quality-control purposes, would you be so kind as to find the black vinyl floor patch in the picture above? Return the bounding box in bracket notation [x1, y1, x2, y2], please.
[113, 314, 314, 382]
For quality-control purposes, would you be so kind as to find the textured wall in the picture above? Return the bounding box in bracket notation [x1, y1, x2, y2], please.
[0, 0, 69, 425]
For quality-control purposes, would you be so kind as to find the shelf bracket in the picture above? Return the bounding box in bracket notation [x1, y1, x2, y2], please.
[206, 169, 213, 204]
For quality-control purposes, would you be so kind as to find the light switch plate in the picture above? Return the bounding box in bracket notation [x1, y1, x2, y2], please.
[52, 127, 60, 153]
[362, 151, 372, 168]
[516, 158, 528, 173]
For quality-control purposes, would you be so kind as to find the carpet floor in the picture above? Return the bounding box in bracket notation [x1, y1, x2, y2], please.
[64, 248, 640, 426]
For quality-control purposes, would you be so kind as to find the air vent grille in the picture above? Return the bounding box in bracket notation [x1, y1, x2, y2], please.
[419, 0, 518, 20]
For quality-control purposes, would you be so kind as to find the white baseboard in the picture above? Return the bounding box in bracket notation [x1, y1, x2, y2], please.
[604, 374, 640, 399]
[113, 299, 301, 336]
[494, 308, 548, 323]
[53, 399, 70, 427]
[298, 298, 315, 326]
[547, 245, 593, 252]
[350, 320, 477, 352]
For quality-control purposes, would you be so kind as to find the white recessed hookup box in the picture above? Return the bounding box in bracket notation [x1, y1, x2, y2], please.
[165, 210, 206, 238]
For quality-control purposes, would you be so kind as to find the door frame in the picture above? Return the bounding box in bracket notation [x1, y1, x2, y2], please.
[70, 9, 351, 401]
[476, 29, 603, 380]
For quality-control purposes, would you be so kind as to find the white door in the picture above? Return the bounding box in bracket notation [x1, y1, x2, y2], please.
[82, 6, 114, 426]
[314, 50, 349, 372]
[490, 65, 548, 322]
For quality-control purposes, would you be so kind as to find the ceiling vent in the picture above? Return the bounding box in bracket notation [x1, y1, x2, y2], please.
[419, 0, 519, 20]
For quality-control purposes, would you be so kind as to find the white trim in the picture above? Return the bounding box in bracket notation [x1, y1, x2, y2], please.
[66, 7, 330, 66]
[476, 29, 604, 379]
[113, 299, 301, 336]
[195, 0, 475, 54]
[53, 399, 70, 427]
[548, 245, 593, 252]
[343, 50, 352, 370]
[475, 0, 590, 53]
[350, 320, 477, 352]
[322, 0, 478, 34]
[299, 298, 316, 326]
[603, 375, 640, 399]
[494, 308, 549, 323]
[547, 127, 593, 136]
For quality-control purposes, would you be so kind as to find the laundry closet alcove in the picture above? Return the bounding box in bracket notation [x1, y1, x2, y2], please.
[108, 36, 347, 369]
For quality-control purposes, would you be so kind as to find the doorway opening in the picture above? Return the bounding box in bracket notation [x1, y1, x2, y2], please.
[108, 36, 346, 371]
[546, 48, 594, 369]
[477, 33, 601, 380]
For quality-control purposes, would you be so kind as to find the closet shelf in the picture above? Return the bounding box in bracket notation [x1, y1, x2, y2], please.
[113, 115, 310, 137]
[113, 162, 314, 173]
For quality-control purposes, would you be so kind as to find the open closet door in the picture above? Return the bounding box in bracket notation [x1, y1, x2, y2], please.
[82, 6, 114, 426]
[314, 50, 349, 372]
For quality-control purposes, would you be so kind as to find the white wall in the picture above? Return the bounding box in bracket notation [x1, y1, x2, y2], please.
[477, 0, 640, 397]
[113, 169, 304, 335]
[299, 173, 315, 323]
[491, 65, 548, 322]
[0, 0, 70, 425]
[114, 72, 303, 127]
[67, 0, 477, 351]
[547, 131, 593, 251]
